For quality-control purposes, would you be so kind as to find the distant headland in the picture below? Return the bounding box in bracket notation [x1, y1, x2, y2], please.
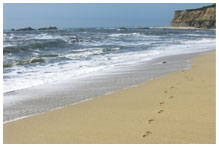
[170, 4, 216, 29]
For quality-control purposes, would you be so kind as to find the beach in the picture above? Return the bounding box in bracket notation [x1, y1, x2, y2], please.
[3, 27, 216, 123]
[3, 51, 216, 144]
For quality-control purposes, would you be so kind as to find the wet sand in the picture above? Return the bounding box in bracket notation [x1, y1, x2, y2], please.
[3, 51, 216, 144]
[4, 52, 201, 123]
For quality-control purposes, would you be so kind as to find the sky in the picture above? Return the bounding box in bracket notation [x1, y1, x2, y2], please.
[3, 3, 212, 29]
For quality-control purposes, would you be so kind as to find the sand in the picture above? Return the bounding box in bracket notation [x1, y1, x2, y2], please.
[3, 51, 216, 144]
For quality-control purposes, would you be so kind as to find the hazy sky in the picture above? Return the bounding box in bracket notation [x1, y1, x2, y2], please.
[4, 3, 212, 29]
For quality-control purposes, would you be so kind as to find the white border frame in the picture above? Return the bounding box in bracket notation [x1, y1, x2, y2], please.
[1, 0, 217, 146]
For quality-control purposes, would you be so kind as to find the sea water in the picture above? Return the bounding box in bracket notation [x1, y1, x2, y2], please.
[3, 27, 216, 93]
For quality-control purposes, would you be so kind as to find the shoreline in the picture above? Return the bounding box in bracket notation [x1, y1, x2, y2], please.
[150, 26, 216, 30]
[3, 51, 216, 143]
[3, 51, 210, 123]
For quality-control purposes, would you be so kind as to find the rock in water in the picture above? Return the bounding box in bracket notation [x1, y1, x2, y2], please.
[170, 4, 216, 29]
[16, 27, 35, 31]
[38, 27, 58, 30]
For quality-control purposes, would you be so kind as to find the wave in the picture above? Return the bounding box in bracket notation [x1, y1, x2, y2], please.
[4, 57, 46, 68]
[3, 53, 62, 68]
[4, 32, 69, 41]
[3, 46, 121, 68]
[108, 33, 141, 37]
[32, 34, 80, 44]
[102, 47, 120, 52]
[32, 33, 63, 40]
[64, 47, 120, 59]
[3, 28, 216, 94]
[40, 54, 59, 58]
[3, 39, 66, 54]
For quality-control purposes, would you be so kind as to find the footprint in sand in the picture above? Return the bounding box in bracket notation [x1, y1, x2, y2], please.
[148, 119, 154, 124]
[158, 110, 164, 114]
[168, 96, 174, 99]
[164, 91, 168, 93]
[170, 86, 174, 89]
[142, 131, 152, 138]
[160, 102, 165, 105]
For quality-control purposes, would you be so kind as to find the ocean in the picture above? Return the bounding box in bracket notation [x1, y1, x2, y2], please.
[3, 27, 216, 93]
[3, 27, 216, 122]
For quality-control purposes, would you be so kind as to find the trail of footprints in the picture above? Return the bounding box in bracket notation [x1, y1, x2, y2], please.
[142, 85, 175, 138]
[142, 70, 194, 139]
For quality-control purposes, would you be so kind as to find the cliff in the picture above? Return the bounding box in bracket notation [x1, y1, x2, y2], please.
[170, 4, 216, 29]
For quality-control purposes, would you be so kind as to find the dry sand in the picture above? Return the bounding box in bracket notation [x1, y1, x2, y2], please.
[3, 51, 216, 144]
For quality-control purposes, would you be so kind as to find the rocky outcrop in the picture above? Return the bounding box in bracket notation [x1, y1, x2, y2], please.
[16, 27, 35, 31]
[170, 4, 216, 29]
[38, 27, 58, 30]
[13, 26, 58, 31]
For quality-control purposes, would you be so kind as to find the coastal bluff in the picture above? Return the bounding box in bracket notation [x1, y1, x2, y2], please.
[170, 4, 216, 29]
